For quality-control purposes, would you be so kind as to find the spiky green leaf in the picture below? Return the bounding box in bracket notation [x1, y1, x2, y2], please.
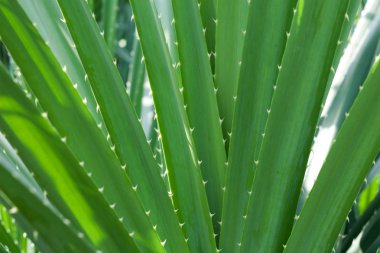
[285, 57, 380, 253]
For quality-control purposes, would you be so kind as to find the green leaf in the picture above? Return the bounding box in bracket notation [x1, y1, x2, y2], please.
[198, 0, 216, 70]
[360, 198, 380, 252]
[154, 0, 182, 84]
[323, 0, 362, 100]
[309, 0, 380, 183]
[128, 40, 146, 116]
[0, 133, 41, 193]
[0, 201, 51, 253]
[0, 244, 7, 253]
[115, 1, 135, 83]
[0, 43, 10, 70]
[0, 216, 20, 253]
[171, 0, 227, 235]
[103, 0, 119, 54]
[0, 159, 94, 253]
[219, 0, 297, 251]
[285, 58, 380, 253]
[18, 0, 106, 134]
[0, 65, 139, 253]
[365, 237, 380, 253]
[0, 1, 166, 251]
[341, 190, 380, 252]
[214, 0, 249, 145]
[359, 173, 380, 214]
[129, 0, 216, 251]
[54, 0, 188, 252]
[239, 0, 359, 251]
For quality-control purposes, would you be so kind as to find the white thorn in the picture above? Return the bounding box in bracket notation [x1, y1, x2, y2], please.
[9, 207, 18, 214]
[63, 218, 71, 225]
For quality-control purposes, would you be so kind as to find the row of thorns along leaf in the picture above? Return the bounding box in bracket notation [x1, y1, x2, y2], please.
[0, 0, 379, 252]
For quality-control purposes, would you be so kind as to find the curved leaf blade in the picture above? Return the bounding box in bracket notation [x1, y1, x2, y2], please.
[171, 0, 227, 236]
[220, 0, 297, 251]
[214, 0, 249, 145]
[54, 0, 187, 252]
[130, 0, 216, 251]
[0, 65, 139, 253]
[240, 0, 360, 251]
[285, 58, 380, 253]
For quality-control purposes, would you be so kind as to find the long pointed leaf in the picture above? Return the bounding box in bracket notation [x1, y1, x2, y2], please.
[240, 0, 359, 251]
[0, 159, 94, 253]
[0, 1, 166, 251]
[130, 0, 216, 251]
[0, 216, 20, 253]
[0, 133, 40, 193]
[214, 0, 249, 145]
[103, 0, 119, 54]
[285, 57, 380, 253]
[18, 0, 106, 134]
[128, 40, 146, 117]
[0, 65, 139, 253]
[54, 0, 188, 252]
[308, 0, 380, 186]
[154, 0, 182, 84]
[219, 0, 297, 251]
[198, 0, 216, 70]
[171, 0, 227, 236]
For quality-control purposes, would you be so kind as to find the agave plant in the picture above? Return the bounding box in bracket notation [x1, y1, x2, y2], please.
[0, 0, 379, 252]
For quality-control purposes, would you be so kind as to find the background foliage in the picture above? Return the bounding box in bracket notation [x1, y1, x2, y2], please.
[0, 0, 379, 252]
